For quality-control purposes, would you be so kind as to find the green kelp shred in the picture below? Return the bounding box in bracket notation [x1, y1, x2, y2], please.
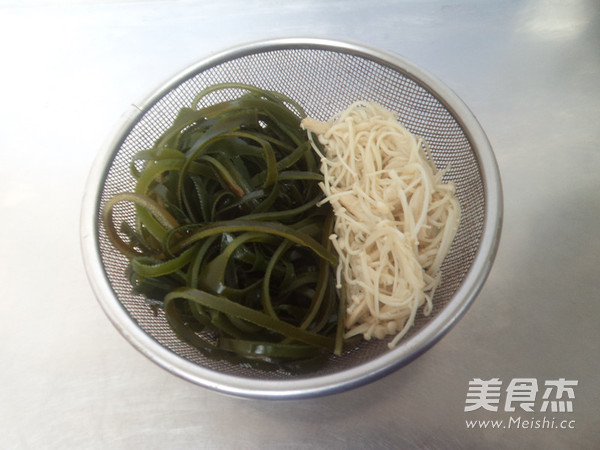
[103, 83, 347, 365]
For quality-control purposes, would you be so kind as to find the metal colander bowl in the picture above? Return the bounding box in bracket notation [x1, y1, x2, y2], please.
[81, 38, 502, 399]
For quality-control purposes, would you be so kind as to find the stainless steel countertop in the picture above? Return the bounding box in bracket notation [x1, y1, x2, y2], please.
[1, 1, 599, 448]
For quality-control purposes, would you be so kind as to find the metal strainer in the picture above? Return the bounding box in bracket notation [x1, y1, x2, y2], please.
[81, 38, 502, 399]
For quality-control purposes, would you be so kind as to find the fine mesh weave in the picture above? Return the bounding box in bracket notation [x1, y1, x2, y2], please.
[97, 45, 485, 381]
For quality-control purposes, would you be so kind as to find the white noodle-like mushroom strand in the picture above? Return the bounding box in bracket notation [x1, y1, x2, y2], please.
[302, 102, 460, 348]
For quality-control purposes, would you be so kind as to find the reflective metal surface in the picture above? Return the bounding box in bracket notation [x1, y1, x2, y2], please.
[1, 0, 599, 447]
[81, 37, 502, 399]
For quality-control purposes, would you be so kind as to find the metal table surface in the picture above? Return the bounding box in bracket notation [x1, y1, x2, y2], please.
[1, 1, 599, 448]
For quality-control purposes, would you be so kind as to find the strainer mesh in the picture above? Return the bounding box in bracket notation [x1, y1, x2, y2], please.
[97, 47, 484, 380]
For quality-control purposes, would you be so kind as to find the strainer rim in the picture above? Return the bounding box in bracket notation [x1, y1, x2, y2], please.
[80, 36, 502, 399]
